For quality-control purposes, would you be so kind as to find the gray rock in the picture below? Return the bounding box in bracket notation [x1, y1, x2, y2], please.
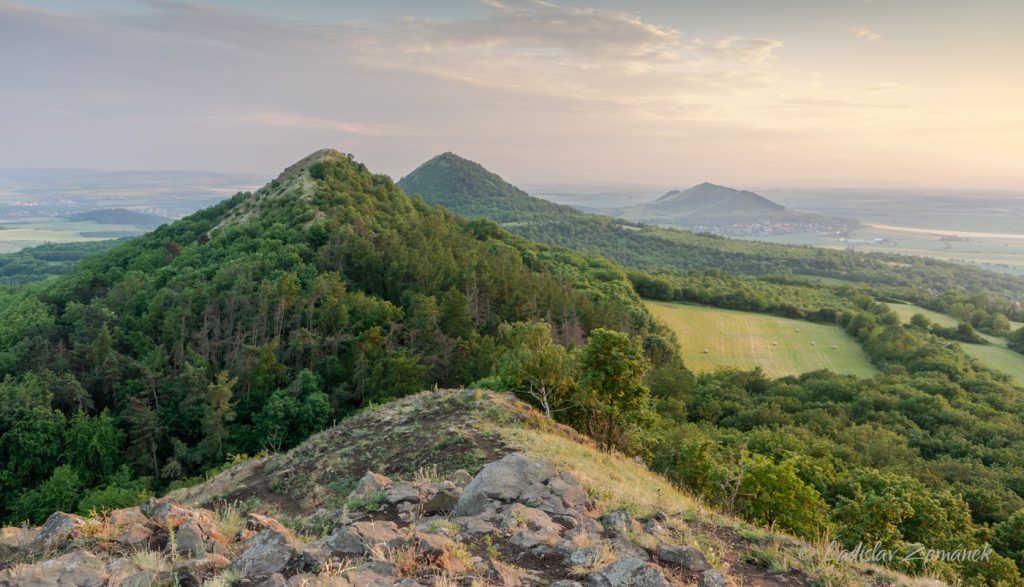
[421, 485, 460, 514]
[0, 549, 107, 586]
[348, 472, 392, 500]
[699, 569, 728, 587]
[585, 557, 673, 587]
[550, 582, 585, 587]
[342, 561, 403, 586]
[231, 525, 300, 577]
[448, 469, 473, 487]
[657, 544, 711, 572]
[0, 526, 38, 556]
[455, 453, 554, 516]
[384, 482, 420, 505]
[600, 511, 639, 537]
[115, 524, 153, 548]
[30, 512, 87, 549]
[319, 520, 402, 557]
[566, 546, 604, 567]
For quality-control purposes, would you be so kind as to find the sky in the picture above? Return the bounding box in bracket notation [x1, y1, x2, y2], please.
[1, 0, 1023, 188]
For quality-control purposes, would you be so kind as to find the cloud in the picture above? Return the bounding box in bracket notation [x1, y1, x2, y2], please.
[214, 113, 402, 137]
[849, 27, 881, 41]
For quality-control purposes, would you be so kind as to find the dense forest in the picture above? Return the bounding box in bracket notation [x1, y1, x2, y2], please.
[0, 240, 124, 285]
[3, 150, 1024, 584]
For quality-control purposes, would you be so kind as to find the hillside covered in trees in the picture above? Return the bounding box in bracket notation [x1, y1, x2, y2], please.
[399, 153, 1024, 300]
[0, 149, 657, 522]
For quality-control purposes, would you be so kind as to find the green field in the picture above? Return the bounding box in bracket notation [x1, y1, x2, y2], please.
[887, 303, 1024, 382]
[646, 301, 878, 378]
[0, 217, 146, 253]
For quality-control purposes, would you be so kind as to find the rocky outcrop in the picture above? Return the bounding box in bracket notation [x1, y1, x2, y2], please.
[1, 453, 726, 586]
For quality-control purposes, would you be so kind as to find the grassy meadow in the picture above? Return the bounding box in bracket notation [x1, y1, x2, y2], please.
[646, 301, 877, 378]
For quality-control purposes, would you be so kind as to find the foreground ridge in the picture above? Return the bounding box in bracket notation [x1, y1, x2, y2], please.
[1, 390, 935, 586]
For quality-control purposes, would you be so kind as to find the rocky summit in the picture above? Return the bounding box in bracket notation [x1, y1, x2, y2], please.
[0, 390, 929, 586]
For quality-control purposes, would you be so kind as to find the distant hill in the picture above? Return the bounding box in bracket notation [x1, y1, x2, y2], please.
[68, 208, 169, 229]
[397, 153, 1024, 298]
[398, 152, 577, 223]
[610, 182, 852, 236]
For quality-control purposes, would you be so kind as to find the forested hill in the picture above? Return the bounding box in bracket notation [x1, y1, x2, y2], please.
[398, 152, 580, 222]
[399, 153, 1024, 299]
[0, 149, 656, 521]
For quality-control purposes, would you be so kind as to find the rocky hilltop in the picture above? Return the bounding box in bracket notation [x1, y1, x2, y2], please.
[1, 390, 935, 586]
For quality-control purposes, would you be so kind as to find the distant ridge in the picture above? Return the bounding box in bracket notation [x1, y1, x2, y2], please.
[67, 208, 169, 229]
[611, 182, 851, 236]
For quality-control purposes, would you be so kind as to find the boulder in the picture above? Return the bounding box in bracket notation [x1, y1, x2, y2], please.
[115, 524, 154, 548]
[657, 544, 711, 572]
[0, 549, 107, 586]
[341, 561, 404, 587]
[0, 526, 38, 556]
[421, 484, 460, 514]
[231, 524, 300, 577]
[108, 506, 147, 527]
[384, 482, 420, 505]
[30, 512, 87, 549]
[698, 569, 728, 587]
[455, 453, 553, 516]
[585, 557, 674, 587]
[448, 469, 473, 487]
[348, 472, 392, 500]
[319, 520, 402, 557]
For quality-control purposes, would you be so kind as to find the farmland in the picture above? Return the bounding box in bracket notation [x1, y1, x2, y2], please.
[646, 301, 877, 378]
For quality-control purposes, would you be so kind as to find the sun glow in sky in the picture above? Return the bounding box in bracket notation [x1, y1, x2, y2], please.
[2, 0, 1022, 188]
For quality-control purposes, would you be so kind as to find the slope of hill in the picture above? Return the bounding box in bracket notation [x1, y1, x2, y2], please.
[0, 149, 656, 522]
[610, 182, 851, 237]
[1, 389, 934, 586]
[398, 154, 1024, 298]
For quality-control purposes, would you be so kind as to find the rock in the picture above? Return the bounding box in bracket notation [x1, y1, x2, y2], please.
[551, 582, 584, 587]
[498, 503, 562, 549]
[0, 526, 38, 555]
[600, 511, 640, 537]
[455, 453, 554, 516]
[115, 524, 154, 548]
[657, 544, 711, 572]
[421, 485, 460, 514]
[566, 546, 604, 567]
[247, 513, 290, 534]
[173, 520, 208, 557]
[236, 574, 287, 587]
[349, 472, 392, 500]
[341, 561, 403, 586]
[481, 558, 523, 586]
[448, 469, 473, 487]
[319, 520, 402, 557]
[521, 471, 591, 518]
[231, 524, 300, 577]
[0, 549, 107, 586]
[385, 482, 420, 505]
[287, 574, 350, 587]
[586, 557, 673, 587]
[413, 531, 454, 557]
[177, 553, 231, 575]
[108, 507, 147, 527]
[30, 512, 88, 548]
[699, 569, 728, 587]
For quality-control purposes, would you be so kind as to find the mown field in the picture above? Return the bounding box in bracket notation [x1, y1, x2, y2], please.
[887, 302, 1024, 382]
[646, 301, 878, 378]
[0, 217, 145, 254]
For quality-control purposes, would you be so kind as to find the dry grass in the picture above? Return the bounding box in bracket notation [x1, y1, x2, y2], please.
[497, 425, 704, 519]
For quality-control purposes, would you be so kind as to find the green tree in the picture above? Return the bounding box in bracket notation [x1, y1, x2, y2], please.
[740, 457, 829, 539]
[993, 510, 1024, 572]
[200, 371, 237, 462]
[576, 329, 653, 454]
[497, 321, 576, 419]
[13, 465, 82, 524]
[65, 409, 124, 487]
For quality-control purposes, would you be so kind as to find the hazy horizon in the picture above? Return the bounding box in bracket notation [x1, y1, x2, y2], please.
[3, 0, 1023, 189]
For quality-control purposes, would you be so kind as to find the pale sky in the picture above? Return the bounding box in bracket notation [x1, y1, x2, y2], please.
[2, 0, 1023, 188]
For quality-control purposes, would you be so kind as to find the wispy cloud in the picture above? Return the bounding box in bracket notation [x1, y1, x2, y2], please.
[849, 26, 881, 41]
